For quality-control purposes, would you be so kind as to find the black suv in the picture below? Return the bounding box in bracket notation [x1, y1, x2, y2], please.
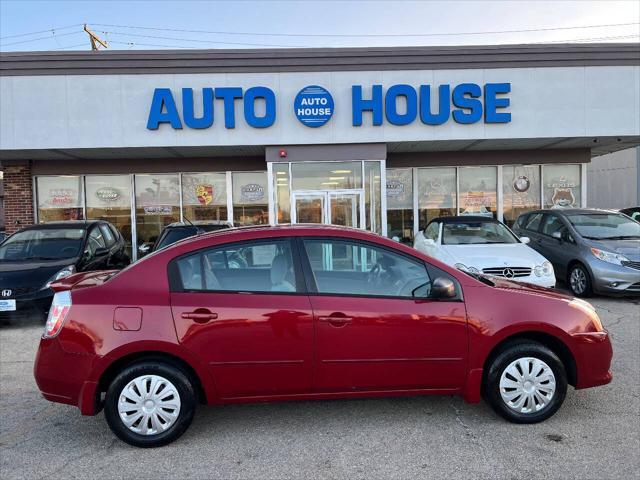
[138, 221, 232, 257]
[0, 221, 129, 322]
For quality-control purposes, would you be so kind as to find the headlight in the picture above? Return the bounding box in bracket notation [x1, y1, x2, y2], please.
[454, 263, 479, 274]
[591, 247, 628, 266]
[534, 261, 554, 277]
[45, 265, 75, 288]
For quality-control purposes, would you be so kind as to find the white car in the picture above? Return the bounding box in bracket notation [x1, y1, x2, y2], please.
[414, 216, 555, 288]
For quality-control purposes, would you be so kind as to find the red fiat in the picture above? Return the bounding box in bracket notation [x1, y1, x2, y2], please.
[34, 225, 612, 447]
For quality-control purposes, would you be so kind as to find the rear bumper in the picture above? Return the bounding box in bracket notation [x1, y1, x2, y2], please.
[34, 337, 101, 415]
[571, 331, 613, 389]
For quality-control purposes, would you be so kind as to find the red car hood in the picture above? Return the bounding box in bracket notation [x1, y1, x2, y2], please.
[488, 276, 574, 301]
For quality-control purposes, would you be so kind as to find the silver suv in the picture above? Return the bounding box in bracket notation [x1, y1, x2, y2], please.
[513, 209, 640, 297]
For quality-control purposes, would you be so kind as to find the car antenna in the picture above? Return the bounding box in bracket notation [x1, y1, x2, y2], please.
[183, 216, 195, 227]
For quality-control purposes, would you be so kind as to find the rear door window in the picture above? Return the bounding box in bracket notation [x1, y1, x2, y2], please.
[170, 239, 299, 293]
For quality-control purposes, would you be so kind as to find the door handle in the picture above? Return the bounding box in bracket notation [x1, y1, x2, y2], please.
[181, 310, 218, 323]
[318, 313, 352, 327]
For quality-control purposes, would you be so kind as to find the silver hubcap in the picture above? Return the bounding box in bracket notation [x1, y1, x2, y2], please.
[570, 267, 587, 294]
[499, 357, 556, 414]
[118, 375, 181, 436]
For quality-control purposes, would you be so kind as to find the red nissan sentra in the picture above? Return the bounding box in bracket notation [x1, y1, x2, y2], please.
[34, 225, 613, 447]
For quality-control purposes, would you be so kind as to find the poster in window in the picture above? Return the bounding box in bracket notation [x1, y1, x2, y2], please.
[386, 169, 413, 210]
[544, 165, 581, 208]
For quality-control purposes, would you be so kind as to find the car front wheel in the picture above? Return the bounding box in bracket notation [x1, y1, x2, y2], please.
[484, 342, 567, 424]
[568, 263, 593, 297]
[104, 362, 196, 447]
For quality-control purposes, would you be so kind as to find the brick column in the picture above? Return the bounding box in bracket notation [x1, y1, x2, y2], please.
[1, 162, 34, 235]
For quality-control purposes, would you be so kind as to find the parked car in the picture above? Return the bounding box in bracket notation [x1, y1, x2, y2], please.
[0, 221, 129, 322]
[620, 206, 640, 222]
[35, 225, 612, 447]
[513, 209, 640, 297]
[414, 216, 555, 288]
[138, 221, 232, 257]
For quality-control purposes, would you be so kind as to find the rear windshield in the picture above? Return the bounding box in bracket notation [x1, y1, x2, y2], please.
[442, 221, 519, 245]
[155, 228, 198, 250]
[567, 213, 640, 240]
[0, 228, 85, 261]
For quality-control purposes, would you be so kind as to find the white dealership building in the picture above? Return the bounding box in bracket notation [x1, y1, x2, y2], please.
[1, 43, 639, 258]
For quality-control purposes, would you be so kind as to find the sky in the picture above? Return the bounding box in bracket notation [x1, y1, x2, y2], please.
[0, 0, 639, 51]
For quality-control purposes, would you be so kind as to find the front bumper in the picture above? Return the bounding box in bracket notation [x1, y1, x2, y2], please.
[571, 330, 613, 389]
[0, 288, 53, 322]
[590, 262, 640, 296]
[34, 337, 101, 415]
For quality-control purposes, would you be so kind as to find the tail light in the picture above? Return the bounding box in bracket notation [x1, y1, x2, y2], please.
[44, 291, 72, 339]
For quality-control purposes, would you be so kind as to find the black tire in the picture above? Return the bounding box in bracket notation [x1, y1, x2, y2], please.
[567, 263, 593, 297]
[104, 362, 196, 448]
[484, 341, 568, 424]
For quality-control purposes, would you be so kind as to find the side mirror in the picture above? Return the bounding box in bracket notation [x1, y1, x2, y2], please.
[519, 236, 530, 244]
[552, 231, 562, 241]
[94, 247, 109, 257]
[432, 277, 456, 299]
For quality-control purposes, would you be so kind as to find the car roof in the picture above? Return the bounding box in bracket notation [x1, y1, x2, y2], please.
[166, 221, 231, 228]
[521, 208, 620, 217]
[429, 216, 500, 224]
[18, 220, 105, 231]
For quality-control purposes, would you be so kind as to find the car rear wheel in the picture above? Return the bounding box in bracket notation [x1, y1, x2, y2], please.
[104, 362, 196, 447]
[568, 263, 593, 297]
[484, 342, 567, 424]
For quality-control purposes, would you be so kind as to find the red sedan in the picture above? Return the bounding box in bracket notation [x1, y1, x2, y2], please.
[34, 225, 612, 447]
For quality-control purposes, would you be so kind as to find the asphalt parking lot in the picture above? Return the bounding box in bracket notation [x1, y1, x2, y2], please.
[0, 291, 638, 480]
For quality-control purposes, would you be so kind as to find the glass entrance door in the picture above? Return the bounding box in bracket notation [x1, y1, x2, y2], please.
[328, 192, 361, 228]
[292, 190, 363, 228]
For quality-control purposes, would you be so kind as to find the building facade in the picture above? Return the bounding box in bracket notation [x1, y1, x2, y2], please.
[587, 146, 639, 209]
[1, 43, 639, 259]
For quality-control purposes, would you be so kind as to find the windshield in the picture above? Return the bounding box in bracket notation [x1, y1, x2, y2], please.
[0, 228, 85, 261]
[567, 213, 640, 239]
[442, 221, 519, 245]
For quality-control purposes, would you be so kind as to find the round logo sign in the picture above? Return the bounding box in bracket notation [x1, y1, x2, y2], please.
[513, 175, 530, 193]
[294, 85, 334, 127]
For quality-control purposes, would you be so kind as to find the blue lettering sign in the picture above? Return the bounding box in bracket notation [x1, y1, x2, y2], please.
[420, 85, 450, 125]
[385, 84, 418, 126]
[214, 87, 243, 129]
[147, 88, 183, 129]
[244, 87, 276, 128]
[452, 83, 483, 124]
[352, 85, 383, 126]
[484, 83, 511, 123]
[182, 88, 214, 129]
[294, 85, 334, 127]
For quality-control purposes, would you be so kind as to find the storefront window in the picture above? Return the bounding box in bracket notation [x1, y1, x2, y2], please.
[85, 175, 132, 256]
[543, 164, 582, 209]
[502, 165, 541, 227]
[365, 161, 382, 235]
[134, 174, 180, 250]
[291, 161, 362, 190]
[181, 173, 228, 222]
[459, 166, 497, 219]
[273, 163, 291, 224]
[386, 168, 413, 242]
[36, 176, 84, 222]
[417, 168, 456, 229]
[232, 171, 269, 226]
